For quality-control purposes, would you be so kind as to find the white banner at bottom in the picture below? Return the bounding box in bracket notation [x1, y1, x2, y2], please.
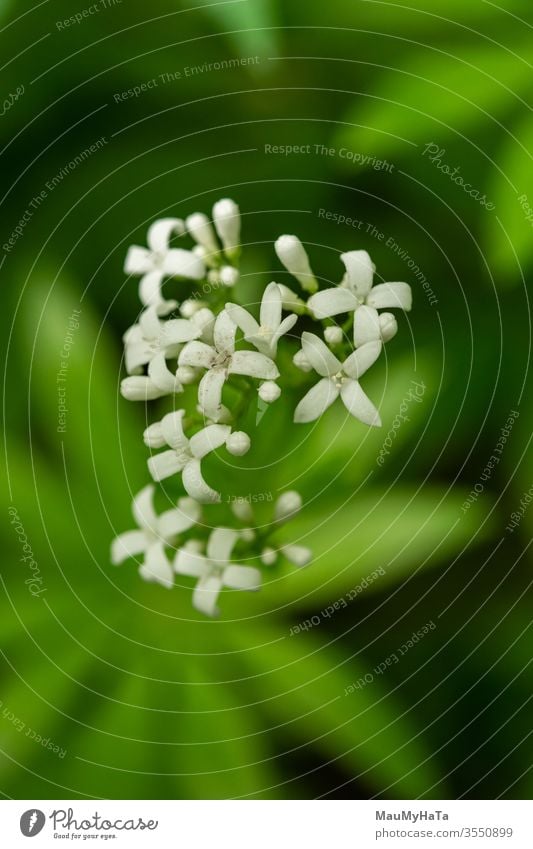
[0, 800, 531, 847]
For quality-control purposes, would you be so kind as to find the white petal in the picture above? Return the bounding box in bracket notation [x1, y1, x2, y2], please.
[225, 303, 259, 338]
[182, 458, 221, 503]
[207, 527, 239, 565]
[213, 309, 236, 355]
[124, 245, 153, 275]
[120, 376, 168, 401]
[148, 354, 182, 393]
[160, 410, 187, 449]
[198, 369, 227, 421]
[340, 379, 381, 427]
[161, 318, 201, 345]
[186, 212, 219, 254]
[272, 312, 297, 348]
[124, 339, 152, 374]
[282, 544, 312, 567]
[191, 307, 216, 343]
[132, 484, 158, 533]
[193, 574, 223, 617]
[260, 281, 282, 329]
[340, 250, 375, 297]
[294, 378, 339, 423]
[147, 217, 184, 252]
[111, 530, 147, 565]
[366, 282, 412, 311]
[229, 351, 279, 380]
[174, 546, 208, 578]
[148, 449, 185, 482]
[178, 340, 216, 369]
[139, 542, 174, 589]
[343, 340, 382, 379]
[139, 304, 161, 340]
[307, 287, 359, 319]
[139, 270, 165, 306]
[163, 248, 205, 280]
[275, 235, 317, 292]
[213, 198, 241, 253]
[379, 312, 398, 342]
[189, 424, 231, 459]
[301, 332, 342, 377]
[223, 565, 261, 591]
[157, 498, 200, 539]
[353, 305, 381, 347]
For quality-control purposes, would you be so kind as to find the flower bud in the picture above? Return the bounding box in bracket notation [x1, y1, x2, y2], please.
[220, 265, 239, 287]
[379, 312, 398, 342]
[143, 422, 165, 448]
[282, 544, 312, 567]
[258, 381, 281, 403]
[324, 326, 343, 345]
[186, 212, 219, 254]
[213, 198, 241, 256]
[226, 431, 251, 456]
[293, 349, 312, 372]
[275, 235, 317, 293]
[180, 299, 207, 318]
[261, 547, 278, 566]
[274, 490, 302, 522]
[176, 366, 198, 385]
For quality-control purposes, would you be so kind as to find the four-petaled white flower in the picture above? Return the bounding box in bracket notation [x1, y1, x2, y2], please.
[294, 332, 382, 426]
[225, 282, 297, 358]
[125, 218, 205, 306]
[178, 310, 279, 421]
[123, 301, 200, 374]
[144, 409, 235, 503]
[307, 250, 412, 319]
[175, 528, 261, 617]
[111, 485, 200, 588]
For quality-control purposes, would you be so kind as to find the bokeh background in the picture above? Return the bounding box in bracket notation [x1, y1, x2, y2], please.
[1, 0, 532, 800]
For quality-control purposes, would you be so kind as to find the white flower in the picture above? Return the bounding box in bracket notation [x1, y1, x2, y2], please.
[125, 218, 206, 306]
[175, 528, 261, 617]
[185, 212, 220, 256]
[178, 310, 279, 422]
[111, 485, 200, 588]
[274, 235, 318, 293]
[294, 332, 382, 426]
[144, 409, 234, 503]
[307, 250, 412, 319]
[353, 305, 398, 347]
[123, 302, 200, 374]
[213, 198, 241, 258]
[225, 282, 297, 359]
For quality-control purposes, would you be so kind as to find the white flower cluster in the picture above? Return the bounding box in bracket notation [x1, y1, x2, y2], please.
[112, 201, 412, 616]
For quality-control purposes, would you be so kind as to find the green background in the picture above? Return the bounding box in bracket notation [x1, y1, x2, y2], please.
[1, 0, 532, 799]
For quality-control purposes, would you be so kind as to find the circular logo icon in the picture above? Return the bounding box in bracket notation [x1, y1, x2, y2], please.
[20, 810, 46, 837]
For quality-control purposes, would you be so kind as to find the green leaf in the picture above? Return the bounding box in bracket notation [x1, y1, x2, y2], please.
[334, 43, 531, 161]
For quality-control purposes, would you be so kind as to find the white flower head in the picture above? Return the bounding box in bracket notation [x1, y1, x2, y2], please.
[294, 332, 382, 426]
[225, 282, 297, 358]
[275, 235, 318, 293]
[175, 528, 261, 617]
[179, 310, 279, 422]
[307, 250, 412, 319]
[111, 485, 200, 588]
[144, 409, 236, 503]
[123, 302, 200, 374]
[125, 218, 205, 306]
[213, 198, 241, 258]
